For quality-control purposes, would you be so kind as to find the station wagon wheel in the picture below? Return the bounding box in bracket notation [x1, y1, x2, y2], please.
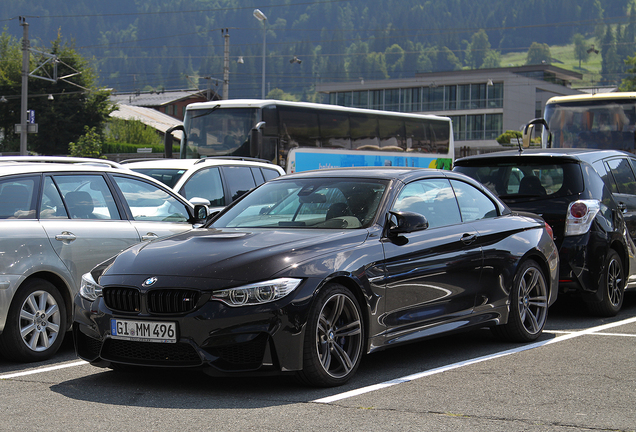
[0, 279, 67, 362]
[297, 283, 364, 387]
[587, 249, 624, 317]
[493, 260, 548, 343]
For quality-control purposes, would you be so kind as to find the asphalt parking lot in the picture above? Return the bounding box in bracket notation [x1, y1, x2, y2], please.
[1, 293, 635, 432]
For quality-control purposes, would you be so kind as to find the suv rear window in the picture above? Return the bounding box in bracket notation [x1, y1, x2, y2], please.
[455, 160, 584, 201]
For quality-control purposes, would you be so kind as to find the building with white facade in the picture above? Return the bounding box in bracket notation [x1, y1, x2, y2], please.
[316, 65, 584, 153]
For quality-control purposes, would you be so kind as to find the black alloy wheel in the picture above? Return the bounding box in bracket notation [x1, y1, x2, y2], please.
[297, 283, 364, 387]
[493, 260, 548, 342]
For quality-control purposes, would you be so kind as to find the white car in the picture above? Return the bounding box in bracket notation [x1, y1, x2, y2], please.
[123, 158, 285, 213]
[0, 156, 209, 362]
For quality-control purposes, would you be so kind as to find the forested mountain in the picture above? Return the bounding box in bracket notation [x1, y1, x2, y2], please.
[1, 0, 634, 100]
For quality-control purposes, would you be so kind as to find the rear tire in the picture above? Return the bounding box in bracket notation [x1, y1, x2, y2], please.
[493, 260, 548, 342]
[586, 249, 624, 317]
[297, 283, 364, 387]
[0, 279, 67, 362]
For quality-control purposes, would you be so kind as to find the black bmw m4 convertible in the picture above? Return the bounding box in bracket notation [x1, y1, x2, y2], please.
[74, 167, 558, 387]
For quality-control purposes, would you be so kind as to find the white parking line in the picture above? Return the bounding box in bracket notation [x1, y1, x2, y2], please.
[313, 316, 636, 404]
[546, 330, 636, 337]
[0, 360, 87, 380]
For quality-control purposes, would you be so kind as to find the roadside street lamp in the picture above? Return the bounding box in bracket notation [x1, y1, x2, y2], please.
[253, 9, 267, 99]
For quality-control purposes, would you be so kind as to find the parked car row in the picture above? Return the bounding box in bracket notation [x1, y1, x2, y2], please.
[3, 148, 635, 387]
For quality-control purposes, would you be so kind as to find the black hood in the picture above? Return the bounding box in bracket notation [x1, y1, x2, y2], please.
[104, 228, 370, 282]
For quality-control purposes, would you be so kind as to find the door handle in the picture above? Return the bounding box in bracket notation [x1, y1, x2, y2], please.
[55, 231, 76, 244]
[141, 232, 159, 241]
[461, 233, 477, 245]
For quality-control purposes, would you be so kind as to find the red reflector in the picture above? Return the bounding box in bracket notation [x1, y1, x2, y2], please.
[570, 202, 588, 218]
[544, 222, 554, 240]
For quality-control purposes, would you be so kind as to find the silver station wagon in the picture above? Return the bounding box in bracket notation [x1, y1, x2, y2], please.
[0, 157, 208, 362]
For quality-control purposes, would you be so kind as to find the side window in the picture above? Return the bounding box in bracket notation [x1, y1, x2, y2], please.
[605, 158, 636, 195]
[251, 167, 266, 185]
[179, 167, 225, 207]
[450, 180, 498, 221]
[40, 177, 67, 219]
[0, 176, 37, 219]
[221, 166, 257, 202]
[392, 178, 461, 228]
[53, 174, 119, 220]
[262, 168, 281, 182]
[113, 176, 190, 222]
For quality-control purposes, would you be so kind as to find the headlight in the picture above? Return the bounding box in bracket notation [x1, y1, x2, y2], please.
[212, 278, 302, 307]
[79, 272, 103, 301]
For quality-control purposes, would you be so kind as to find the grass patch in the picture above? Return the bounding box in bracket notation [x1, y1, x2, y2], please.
[500, 36, 603, 87]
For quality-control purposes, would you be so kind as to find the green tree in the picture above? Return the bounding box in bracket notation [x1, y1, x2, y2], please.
[572, 33, 590, 69]
[266, 88, 299, 101]
[600, 25, 621, 84]
[481, 50, 501, 69]
[106, 118, 162, 146]
[526, 42, 551, 65]
[68, 126, 105, 158]
[0, 30, 112, 155]
[620, 55, 636, 91]
[466, 29, 491, 69]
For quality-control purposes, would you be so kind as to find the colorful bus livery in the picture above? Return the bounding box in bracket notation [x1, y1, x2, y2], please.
[176, 99, 454, 173]
[288, 148, 453, 173]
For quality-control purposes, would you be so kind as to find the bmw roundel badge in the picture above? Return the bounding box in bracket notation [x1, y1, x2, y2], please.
[142, 277, 158, 287]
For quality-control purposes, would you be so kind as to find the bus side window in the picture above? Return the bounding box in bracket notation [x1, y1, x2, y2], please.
[278, 107, 319, 148]
[379, 117, 405, 150]
[319, 111, 351, 149]
[350, 114, 380, 149]
[405, 119, 428, 153]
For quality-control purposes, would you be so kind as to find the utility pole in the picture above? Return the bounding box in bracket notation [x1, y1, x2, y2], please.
[222, 29, 229, 100]
[19, 17, 29, 156]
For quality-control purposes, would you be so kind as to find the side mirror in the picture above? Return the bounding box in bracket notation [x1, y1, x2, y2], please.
[189, 197, 211, 207]
[387, 211, 429, 235]
[521, 118, 550, 150]
[164, 124, 185, 158]
[522, 124, 534, 149]
[192, 203, 209, 223]
[250, 121, 266, 158]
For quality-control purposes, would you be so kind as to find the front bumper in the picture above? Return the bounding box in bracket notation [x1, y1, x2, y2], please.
[73, 279, 321, 376]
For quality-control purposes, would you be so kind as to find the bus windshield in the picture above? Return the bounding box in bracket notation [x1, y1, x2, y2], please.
[182, 107, 259, 158]
[545, 98, 636, 152]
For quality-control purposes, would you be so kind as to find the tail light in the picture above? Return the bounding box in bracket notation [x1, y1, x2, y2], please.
[565, 200, 600, 236]
[544, 222, 554, 240]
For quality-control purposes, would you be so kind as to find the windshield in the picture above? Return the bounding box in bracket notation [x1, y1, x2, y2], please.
[212, 178, 388, 229]
[182, 107, 259, 158]
[545, 99, 636, 152]
[130, 168, 186, 189]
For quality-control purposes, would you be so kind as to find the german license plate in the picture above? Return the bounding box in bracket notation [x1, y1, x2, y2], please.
[110, 319, 177, 343]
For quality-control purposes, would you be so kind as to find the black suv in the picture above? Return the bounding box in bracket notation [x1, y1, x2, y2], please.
[454, 148, 636, 316]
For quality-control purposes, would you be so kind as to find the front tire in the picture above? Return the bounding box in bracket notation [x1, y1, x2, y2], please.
[0, 279, 67, 362]
[587, 249, 624, 317]
[297, 283, 364, 387]
[493, 260, 548, 342]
